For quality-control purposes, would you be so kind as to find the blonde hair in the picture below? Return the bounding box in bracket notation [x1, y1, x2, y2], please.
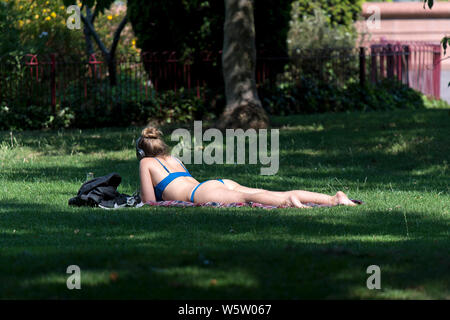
[139, 127, 170, 157]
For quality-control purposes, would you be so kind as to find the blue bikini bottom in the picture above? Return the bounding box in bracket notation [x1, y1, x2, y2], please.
[190, 179, 224, 202]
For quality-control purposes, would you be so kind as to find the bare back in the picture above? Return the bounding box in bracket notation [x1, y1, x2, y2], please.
[139, 156, 199, 202]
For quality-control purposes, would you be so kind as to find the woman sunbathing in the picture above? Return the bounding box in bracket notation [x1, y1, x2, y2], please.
[138, 127, 357, 208]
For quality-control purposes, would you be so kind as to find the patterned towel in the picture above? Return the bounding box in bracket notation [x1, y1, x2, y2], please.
[144, 200, 334, 209]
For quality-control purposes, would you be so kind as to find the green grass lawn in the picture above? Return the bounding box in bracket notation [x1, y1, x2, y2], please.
[0, 109, 449, 299]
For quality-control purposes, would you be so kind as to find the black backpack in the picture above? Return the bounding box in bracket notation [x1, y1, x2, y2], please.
[68, 172, 141, 209]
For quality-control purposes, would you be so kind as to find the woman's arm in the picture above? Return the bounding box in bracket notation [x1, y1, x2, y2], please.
[139, 159, 156, 203]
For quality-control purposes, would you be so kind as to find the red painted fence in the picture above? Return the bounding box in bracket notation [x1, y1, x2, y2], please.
[362, 41, 441, 98]
[0, 45, 441, 112]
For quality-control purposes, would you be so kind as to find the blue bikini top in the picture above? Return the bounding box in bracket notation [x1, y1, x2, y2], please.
[153, 157, 192, 201]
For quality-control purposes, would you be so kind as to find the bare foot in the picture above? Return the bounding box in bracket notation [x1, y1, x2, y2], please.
[333, 191, 356, 206]
[286, 195, 312, 208]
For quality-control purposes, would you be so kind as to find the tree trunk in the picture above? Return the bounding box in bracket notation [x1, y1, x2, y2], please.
[80, 9, 127, 87]
[83, 8, 97, 78]
[107, 15, 128, 87]
[217, 0, 269, 130]
[83, 7, 95, 59]
[106, 54, 117, 86]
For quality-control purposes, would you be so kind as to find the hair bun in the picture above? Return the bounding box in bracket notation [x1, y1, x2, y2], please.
[142, 127, 161, 139]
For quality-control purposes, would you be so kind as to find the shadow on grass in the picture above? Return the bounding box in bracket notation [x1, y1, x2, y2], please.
[1, 157, 448, 194]
[1, 110, 448, 298]
[1, 110, 448, 193]
[1, 200, 448, 299]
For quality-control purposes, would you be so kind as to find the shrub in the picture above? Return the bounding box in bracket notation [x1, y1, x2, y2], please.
[291, 0, 363, 30]
[59, 74, 213, 128]
[288, 6, 358, 52]
[0, 102, 74, 131]
[0, 89, 210, 131]
[287, 6, 360, 87]
[259, 78, 445, 116]
[1, 0, 85, 58]
[0, 1, 21, 58]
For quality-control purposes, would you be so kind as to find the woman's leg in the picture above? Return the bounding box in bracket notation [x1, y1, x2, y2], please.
[222, 179, 355, 206]
[285, 190, 355, 206]
[193, 180, 308, 208]
[222, 179, 266, 194]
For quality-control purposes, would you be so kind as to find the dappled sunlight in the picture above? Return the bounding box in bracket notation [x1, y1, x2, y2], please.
[21, 270, 115, 290]
[281, 148, 326, 157]
[384, 135, 434, 156]
[279, 123, 325, 132]
[1, 110, 449, 298]
[343, 263, 449, 300]
[411, 162, 449, 176]
[212, 232, 412, 246]
[148, 266, 259, 291]
[0, 127, 142, 157]
[350, 287, 434, 300]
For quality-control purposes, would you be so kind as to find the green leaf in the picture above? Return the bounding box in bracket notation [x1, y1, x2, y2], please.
[423, 0, 434, 9]
[441, 37, 448, 55]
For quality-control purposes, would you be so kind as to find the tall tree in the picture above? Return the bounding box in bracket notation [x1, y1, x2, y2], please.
[64, 0, 128, 86]
[217, 0, 269, 130]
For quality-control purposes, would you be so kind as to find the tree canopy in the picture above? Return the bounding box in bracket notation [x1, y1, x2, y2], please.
[127, 0, 293, 59]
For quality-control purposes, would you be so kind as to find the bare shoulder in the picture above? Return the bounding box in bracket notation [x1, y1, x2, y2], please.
[168, 155, 181, 163]
[166, 156, 185, 167]
[139, 157, 154, 168]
